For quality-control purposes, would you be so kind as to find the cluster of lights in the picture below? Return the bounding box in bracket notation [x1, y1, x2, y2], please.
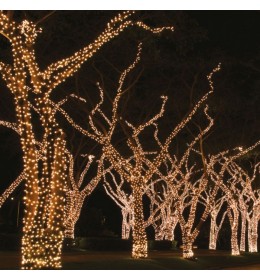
[152, 119, 257, 259]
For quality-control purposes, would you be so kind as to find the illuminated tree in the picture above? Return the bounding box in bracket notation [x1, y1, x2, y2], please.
[244, 163, 260, 253]
[0, 11, 174, 268]
[146, 177, 179, 241]
[163, 108, 220, 259]
[103, 166, 134, 239]
[200, 189, 227, 250]
[225, 160, 249, 252]
[104, 164, 175, 241]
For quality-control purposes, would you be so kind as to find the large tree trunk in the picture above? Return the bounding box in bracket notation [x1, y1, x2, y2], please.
[17, 97, 42, 269]
[21, 101, 67, 269]
[131, 180, 148, 258]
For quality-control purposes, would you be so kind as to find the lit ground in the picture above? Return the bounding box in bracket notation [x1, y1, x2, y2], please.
[0, 249, 260, 270]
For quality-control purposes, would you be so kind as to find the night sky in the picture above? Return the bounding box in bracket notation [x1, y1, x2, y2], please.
[0, 11, 259, 237]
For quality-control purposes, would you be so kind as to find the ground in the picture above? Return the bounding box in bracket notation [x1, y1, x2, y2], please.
[0, 249, 260, 270]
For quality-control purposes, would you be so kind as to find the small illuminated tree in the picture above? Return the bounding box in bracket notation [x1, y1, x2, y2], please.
[146, 178, 179, 241]
[199, 189, 227, 250]
[164, 108, 221, 259]
[103, 165, 134, 239]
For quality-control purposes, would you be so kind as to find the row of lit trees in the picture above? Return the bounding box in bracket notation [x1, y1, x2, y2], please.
[1, 123, 259, 258]
[3, 40, 258, 259]
[0, 10, 259, 269]
[51, 44, 222, 260]
[102, 122, 260, 258]
[1, 102, 259, 260]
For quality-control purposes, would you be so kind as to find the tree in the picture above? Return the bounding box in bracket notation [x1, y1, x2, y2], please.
[200, 188, 227, 250]
[103, 161, 134, 240]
